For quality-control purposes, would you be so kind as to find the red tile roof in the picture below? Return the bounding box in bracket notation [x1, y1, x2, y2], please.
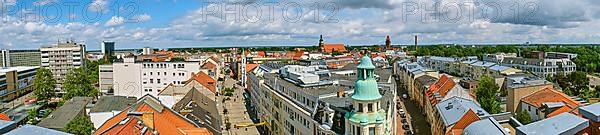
[321, 44, 347, 53]
[447, 109, 481, 135]
[257, 51, 266, 57]
[246, 64, 259, 73]
[521, 87, 581, 117]
[426, 75, 456, 106]
[95, 95, 212, 135]
[0, 113, 10, 121]
[202, 61, 217, 70]
[188, 72, 217, 94]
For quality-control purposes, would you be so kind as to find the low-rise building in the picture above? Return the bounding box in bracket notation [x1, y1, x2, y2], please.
[89, 96, 137, 129]
[504, 75, 553, 114]
[433, 96, 489, 135]
[519, 87, 582, 121]
[37, 97, 92, 131]
[0, 66, 38, 101]
[516, 113, 589, 135]
[94, 95, 213, 135]
[580, 102, 600, 135]
[109, 57, 202, 98]
[500, 57, 576, 78]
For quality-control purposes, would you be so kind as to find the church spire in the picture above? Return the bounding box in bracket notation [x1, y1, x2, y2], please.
[385, 35, 391, 48]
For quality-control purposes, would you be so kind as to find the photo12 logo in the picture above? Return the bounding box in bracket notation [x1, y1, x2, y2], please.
[199, 2, 340, 23]
[1, 0, 141, 24]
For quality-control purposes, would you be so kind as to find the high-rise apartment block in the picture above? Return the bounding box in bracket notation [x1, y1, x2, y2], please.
[1, 49, 42, 67]
[40, 41, 86, 91]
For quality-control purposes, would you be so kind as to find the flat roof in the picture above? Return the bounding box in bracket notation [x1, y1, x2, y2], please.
[436, 96, 489, 126]
[580, 102, 600, 122]
[516, 113, 589, 135]
[6, 125, 71, 135]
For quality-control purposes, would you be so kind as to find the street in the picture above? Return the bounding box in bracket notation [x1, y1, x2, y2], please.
[221, 77, 260, 135]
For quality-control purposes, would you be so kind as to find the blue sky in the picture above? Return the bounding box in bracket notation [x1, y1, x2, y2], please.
[1, 0, 600, 50]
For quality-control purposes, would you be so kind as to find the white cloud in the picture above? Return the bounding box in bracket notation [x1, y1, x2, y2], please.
[89, 0, 109, 12]
[105, 16, 124, 27]
[133, 14, 152, 22]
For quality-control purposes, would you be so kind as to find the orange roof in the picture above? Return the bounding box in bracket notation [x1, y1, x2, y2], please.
[0, 113, 10, 121]
[426, 75, 456, 106]
[188, 72, 217, 94]
[521, 87, 580, 108]
[447, 109, 481, 135]
[321, 44, 347, 53]
[293, 51, 304, 60]
[95, 95, 212, 135]
[246, 64, 259, 73]
[521, 87, 581, 117]
[202, 61, 217, 70]
[257, 51, 266, 57]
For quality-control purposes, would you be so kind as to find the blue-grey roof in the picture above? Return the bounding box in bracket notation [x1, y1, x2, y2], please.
[580, 102, 600, 122]
[5, 125, 71, 135]
[463, 117, 509, 135]
[489, 65, 510, 72]
[430, 56, 457, 62]
[516, 113, 589, 135]
[0, 120, 17, 134]
[461, 60, 478, 64]
[435, 96, 489, 126]
[470, 61, 496, 67]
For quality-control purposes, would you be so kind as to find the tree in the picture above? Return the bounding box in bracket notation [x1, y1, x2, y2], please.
[64, 116, 94, 135]
[516, 110, 532, 124]
[62, 68, 98, 100]
[567, 71, 589, 96]
[33, 68, 56, 101]
[476, 75, 502, 114]
[170, 57, 186, 62]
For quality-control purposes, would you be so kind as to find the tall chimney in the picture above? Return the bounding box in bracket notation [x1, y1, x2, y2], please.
[414, 35, 418, 59]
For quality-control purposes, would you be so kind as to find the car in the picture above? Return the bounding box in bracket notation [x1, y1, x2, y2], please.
[400, 114, 406, 118]
[402, 125, 410, 130]
[37, 110, 47, 118]
[402, 94, 408, 99]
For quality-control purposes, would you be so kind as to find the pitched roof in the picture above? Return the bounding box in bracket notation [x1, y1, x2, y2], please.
[90, 96, 137, 113]
[0, 113, 11, 121]
[426, 75, 456, 106]
[435, 96, 488, 127]
[188, 72, 217, 94]
[201, 61, 217, 70]
[321, 44, 347, 53]
[246, 64, 259, 73]
[521, 87, 581, 116]
[37, 97, 92, 130]
[95, 95, 212, 135]
[6, 125, 70, 135]
[447, 109, 481, 135]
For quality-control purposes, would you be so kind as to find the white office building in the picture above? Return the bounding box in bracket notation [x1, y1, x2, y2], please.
[107, 57, 201, 98]
[40, 41, 86, 91]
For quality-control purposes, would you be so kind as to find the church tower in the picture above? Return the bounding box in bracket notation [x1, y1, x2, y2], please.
[319, 35, 325, 48]
[385, 35, 391, 49]
[345, 56, 388, 135]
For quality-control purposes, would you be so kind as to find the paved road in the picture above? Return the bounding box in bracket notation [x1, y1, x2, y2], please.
[221, 78, 260, 135]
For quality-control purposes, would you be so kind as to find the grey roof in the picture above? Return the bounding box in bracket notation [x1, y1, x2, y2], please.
[6, 125, 71, 135]
[470, 61, 496, 67]
[0, 120, 17, 134]
[260, 62, 289, 72]
[90, 96, 137, 113]
[501, 57, 544, 66]
[430, 56, 457, 62]
[37, 97, 92, 130]
[435, 96, 489, 126]
[516, 113, 589, 135]
[463, 117, 509, 135]
[580, 102, 600, 122]
[506, 75, 549, 89]
[489, 65, 510, 72]
[415, 75, 437, 86]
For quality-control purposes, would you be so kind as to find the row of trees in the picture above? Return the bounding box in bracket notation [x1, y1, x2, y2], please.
[32, 60, 101, 135]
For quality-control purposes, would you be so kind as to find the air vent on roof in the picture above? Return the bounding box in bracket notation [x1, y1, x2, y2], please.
[445, 102, 453, 110]
[476, 110, 485, 116]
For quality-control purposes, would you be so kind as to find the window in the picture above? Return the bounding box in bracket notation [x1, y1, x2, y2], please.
[358, 103, 363, 112]
[368, 103, 373, 112]
[356, 126, 362, 135]
[150, 79, 153, 83]
[369, 127, 375, 135]
[157, 79, 161, 83]
[150, 72, 153, 75]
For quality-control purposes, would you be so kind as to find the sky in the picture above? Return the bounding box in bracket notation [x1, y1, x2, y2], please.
[1, 0, 600, 50]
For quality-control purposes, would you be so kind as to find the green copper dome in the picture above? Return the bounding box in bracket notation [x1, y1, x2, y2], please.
[351, 56, 382, 101]
[357, 56, 376, 69]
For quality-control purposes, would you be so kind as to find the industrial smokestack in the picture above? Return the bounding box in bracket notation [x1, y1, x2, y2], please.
[414, 35, 418, 59]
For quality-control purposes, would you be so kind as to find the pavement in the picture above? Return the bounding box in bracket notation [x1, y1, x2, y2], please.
[221, 77, 260, 135]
